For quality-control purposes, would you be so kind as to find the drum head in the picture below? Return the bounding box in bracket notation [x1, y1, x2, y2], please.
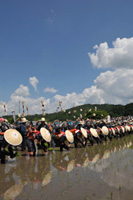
[4, 129, 22, 146]
[40, 127, 51, 142]
[90, 128, 99, 138]
[125, 125, 130, 131]
[102, 126, 109, 135]
[65, 130, 74, 143]
[80, 127, 88, 138]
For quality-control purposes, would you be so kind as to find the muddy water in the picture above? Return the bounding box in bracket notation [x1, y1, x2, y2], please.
[0, 135, 133, 200]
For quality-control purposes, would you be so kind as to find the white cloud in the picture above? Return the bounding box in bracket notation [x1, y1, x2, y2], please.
[53, 69, 133, 109]
[88, 37, 133, 69]
[1, 37, 133, 116]
[11, 84, 30, 97]
[94, 69, 133, 104]
[29, 76, 39, 91]
[54, 86, 105, 109]
[44, 87, 58, 93]
[0, 84, 51, 116]
[7, 95, 51, 116]
[1, 68, 133, 116]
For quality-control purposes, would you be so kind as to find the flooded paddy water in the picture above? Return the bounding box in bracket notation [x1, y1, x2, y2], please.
[0, 135, 133, 200]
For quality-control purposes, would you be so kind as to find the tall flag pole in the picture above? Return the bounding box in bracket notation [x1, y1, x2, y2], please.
[26, 106, 29, 116]
[41, 101, 46, 116]
[22, 101, 25, 117]
[3, 103, 6, 116]
[59, 101, 62, 107]
[18, 101, 21, 117]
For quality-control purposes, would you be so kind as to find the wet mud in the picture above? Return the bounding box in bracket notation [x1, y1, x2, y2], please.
[0, 135, 133, 200]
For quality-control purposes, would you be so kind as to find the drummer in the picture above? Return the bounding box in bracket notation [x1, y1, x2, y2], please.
[16, 117, 28, 151]
[53, 127, 69, 151]
[36, 117, 49, 131]
[74, 121, 86, 148]
[1, 119, 9, 132]
[26, 122, 36, 156]
[36, 118, 50, 153]
[0, 127, 17, 163]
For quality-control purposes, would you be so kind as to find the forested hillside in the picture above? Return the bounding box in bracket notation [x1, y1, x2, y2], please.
[3, 103, 133, 123]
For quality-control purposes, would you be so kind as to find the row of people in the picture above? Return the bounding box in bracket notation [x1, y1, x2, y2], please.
[0, 117, 133, 163]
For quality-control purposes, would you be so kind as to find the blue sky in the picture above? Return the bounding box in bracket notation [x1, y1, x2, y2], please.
[0, 0, 133, 115]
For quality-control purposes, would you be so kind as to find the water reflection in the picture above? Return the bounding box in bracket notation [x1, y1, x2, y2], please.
[42, 171, 52, 187]
[0, 135, 133, 200]
[4, 180, 25, 200]
[100, 150, 133, 190]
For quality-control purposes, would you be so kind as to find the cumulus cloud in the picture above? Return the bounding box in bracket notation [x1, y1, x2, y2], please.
[1, 37, 133, 116]
[1, 68, 133, 116]
[54, 86, 105, 109]
[44, 87, 58, 93]
[88, 37, 133, 69]
[11, 84, 30, 97]
[7, 95, 51, 116]
[29, 76, 39, 91]
[54, 69, 133, 109]
[94, 69, 133, 104]
[0, 84, 51, 116]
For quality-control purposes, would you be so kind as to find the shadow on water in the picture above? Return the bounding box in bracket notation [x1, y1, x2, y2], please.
[0, 135, 133, 200]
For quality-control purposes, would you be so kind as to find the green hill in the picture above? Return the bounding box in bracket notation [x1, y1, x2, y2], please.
[3, 103, 133, 123]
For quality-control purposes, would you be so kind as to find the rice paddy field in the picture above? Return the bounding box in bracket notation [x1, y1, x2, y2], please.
[0, 135, 133, 200]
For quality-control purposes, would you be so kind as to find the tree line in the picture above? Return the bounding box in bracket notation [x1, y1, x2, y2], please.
[2, 103, 133, 124]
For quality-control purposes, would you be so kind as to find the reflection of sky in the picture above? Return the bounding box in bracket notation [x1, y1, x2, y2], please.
[100, 150, 133, 189]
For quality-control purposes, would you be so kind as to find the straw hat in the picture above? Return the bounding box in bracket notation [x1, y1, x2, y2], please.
[79, 121, 85, 125]
[102, 126, 109, 135]
[4, 129, 23, 146]
[39, 117, 46, 122]
[65, 130, 74, 143]
[80, 127, 88, 138]
[90, 128, 99, 138]
[123, 120, 127, 123]
[67, 160, 75, 172]
[3, 118, 8, 123]
[20, 117, 28, 123]
[40, 127, 51, 142]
